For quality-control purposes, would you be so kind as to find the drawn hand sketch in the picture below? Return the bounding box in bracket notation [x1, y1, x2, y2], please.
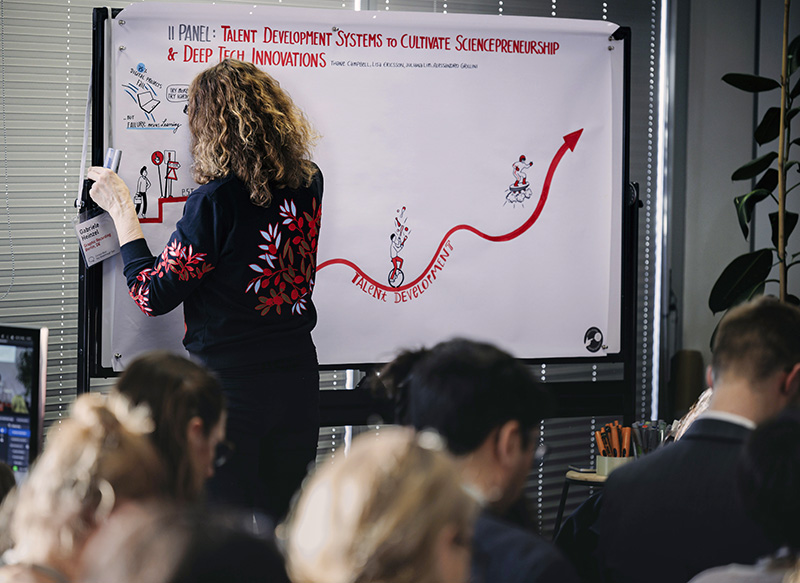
[505, 154, 534, 205]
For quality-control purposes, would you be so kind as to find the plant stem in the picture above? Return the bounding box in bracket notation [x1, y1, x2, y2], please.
[778, 0, 790, 301]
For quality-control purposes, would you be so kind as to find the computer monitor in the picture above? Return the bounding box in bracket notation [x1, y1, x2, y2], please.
[0, 324, 47, 482]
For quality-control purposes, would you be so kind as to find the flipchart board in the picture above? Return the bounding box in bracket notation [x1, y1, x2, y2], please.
[98, 3, 627, 370]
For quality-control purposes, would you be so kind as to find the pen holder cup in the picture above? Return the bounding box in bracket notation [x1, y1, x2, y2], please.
[596, 456, 632, 477]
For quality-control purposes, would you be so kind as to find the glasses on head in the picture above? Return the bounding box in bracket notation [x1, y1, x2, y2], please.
[214, 440, 235, 468]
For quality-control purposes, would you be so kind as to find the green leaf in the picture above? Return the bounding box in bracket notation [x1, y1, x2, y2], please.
[788, 160, 799, 173]
[755, 107, 780, 145]
[769, 211, 800, 249]
[709, 249, 773, 313]
[735, 281, 766, 305]
[793, 137, 800, 149]
[732, 152, 779, 180]
[755, 169, 778, 193]
[722, 73, 780, 92]
[792, 76, 800, 99]
[789, 34, 800, 76]
[754, 108, 797, 145]
[734, 189, 771, 238]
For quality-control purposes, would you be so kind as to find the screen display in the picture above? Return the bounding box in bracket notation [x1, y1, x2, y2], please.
[0, 330, 41, 481]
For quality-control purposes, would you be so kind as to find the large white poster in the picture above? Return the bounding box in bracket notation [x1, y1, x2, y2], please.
[103, 3, 624, 369]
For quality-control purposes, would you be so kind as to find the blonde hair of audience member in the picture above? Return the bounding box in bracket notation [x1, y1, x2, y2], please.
[0, 393, 165, 582]
[283, 427, 477, 583]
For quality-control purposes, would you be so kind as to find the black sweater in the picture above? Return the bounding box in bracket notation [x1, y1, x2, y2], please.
[121, 169, 323, 368]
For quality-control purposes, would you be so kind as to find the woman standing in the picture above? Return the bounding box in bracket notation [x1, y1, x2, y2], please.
[88, 59, 323, 520]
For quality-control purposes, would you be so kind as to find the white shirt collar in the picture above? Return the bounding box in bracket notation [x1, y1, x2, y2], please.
[700, 410, 756, 430]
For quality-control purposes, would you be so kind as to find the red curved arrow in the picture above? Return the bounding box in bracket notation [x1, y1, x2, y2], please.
[318, 129, 583, 293]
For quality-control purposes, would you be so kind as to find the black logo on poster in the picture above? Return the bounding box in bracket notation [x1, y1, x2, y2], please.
[584, 327, 604, 353]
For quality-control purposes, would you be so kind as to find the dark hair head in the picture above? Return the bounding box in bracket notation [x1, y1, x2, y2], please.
[115, 351, 224, 502]
[379, 338, 553, 455]
[712, 296, 800, 384]
[738, 408, 800, 549]
[140, 166, 147, 175]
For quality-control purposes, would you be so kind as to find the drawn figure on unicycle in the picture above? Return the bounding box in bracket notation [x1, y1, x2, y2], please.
[388, 207, 410, 288]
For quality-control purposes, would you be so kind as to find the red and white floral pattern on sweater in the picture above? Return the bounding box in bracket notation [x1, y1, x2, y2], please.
[245, 197, 321, 316]
[129, 240, 214, 316]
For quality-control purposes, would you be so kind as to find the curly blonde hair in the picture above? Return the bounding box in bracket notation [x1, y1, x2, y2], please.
[283, 428, 477, 583]
[188, 59, 319, 207]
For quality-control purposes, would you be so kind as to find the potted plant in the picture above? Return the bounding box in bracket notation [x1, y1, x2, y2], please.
[708, 1, 799, 327]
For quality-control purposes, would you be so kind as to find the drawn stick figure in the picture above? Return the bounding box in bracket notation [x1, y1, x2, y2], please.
[512, 155, 533, 187]
[134, 166, 151, 217]
[390, 233, 406, 274]
[388, 209, 410, 287]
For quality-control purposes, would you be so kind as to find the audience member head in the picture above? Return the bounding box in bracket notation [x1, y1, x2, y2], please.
[737, 408, 800, 550]
[114, 351, 226, 502]
[79, 501, 290, 583]
[708, 297, 800, 422]
[4, 393, 164, 580]
[283, 427, 477, 583]
[379, 338, 553, 510]
[188, 58, 318, 207]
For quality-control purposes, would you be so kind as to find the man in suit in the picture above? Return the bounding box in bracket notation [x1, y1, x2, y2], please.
[380, 338, 580, 583]
[596, 296, 800, 583]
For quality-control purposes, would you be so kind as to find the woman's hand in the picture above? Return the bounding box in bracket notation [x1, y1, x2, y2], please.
[87, 167, 144, 245]
[87, 166, 133, 218]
